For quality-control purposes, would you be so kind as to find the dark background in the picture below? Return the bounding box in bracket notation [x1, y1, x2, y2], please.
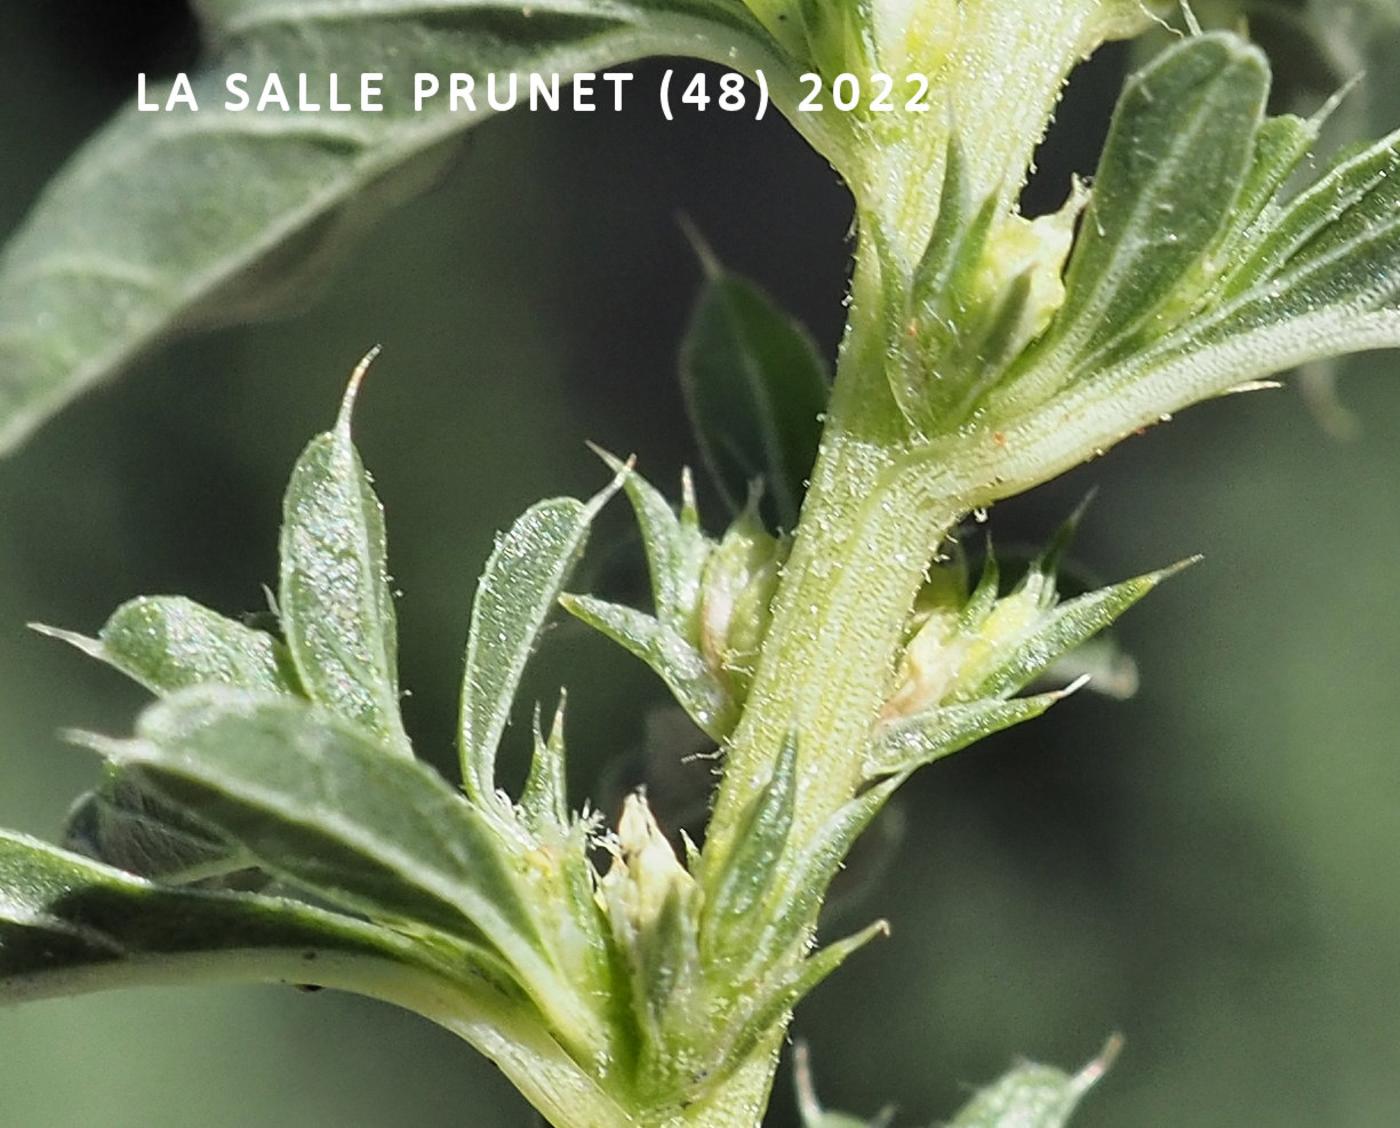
[2, 2, 1399, 1124]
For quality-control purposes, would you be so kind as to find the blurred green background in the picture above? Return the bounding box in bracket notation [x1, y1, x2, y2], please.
[2, 3, 1398, 1125]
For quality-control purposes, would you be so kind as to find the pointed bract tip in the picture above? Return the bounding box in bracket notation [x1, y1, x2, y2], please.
[337, 345, 383, 433]
[1315, 71, 1365, 129]
[1073, 1032, 1125, 1095]
[1057, 673, 1094, 699]
[29, 622, 105, 660]
[61, 727, 120, 757]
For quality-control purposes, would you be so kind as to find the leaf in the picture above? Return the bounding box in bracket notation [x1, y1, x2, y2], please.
[78, 687, 605, 1052]
[958, 562, 1191, 704]
[519, 699, 570, 833]
[459, 478, 621, 803]
[36, 596, 301, 884]
[559, 594, 739, 739]
[594, 448, 711, 633]
[37, 595, 300, 697]
[280, 358, 412, 758]
[1221, 126, 1400, 306]
[0, 0, 799, 453]
[702, 733, 797, 953]
[734, 918, 888, 1070]
[948, 1036, 1122, 1128]
[0, 829, 462, 1005]
[1039, 33, 1271, 374]
[745, 778, 898, 980]
[680, 259, 829, 531]
[866, 689, 1076, 779]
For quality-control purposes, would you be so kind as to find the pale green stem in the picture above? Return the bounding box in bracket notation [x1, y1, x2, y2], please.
[707, 244, 964, 858]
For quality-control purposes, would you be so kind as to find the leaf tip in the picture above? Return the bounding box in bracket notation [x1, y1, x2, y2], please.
[1073, 1032, 1125, 1096]
[337, 344, 383, 434]
[29, 622, 105, 661]
[676, 213, 721, 280]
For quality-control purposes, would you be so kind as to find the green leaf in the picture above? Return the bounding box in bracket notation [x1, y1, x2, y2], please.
[0, 0, 802, 452]
[79, 687, 605, 1052]
[280, 358, 411, 758]
[519, 699, 570, 833]
[948, 1037, 1122, 1128]
[958, 563, 1191, 704]
[680, 261, 829, 531]
[866, 689, 1076, 779]
[595, 448, 711, 634]
[0, 829, 458, 1005]
[702, 733, 797, 955]
[747, 778, 898, 979]
[460, 479, 621, 804]
[37, 595, 300, 697]
[735, 918, 887, 1068]
[559, 594, 739, 739]
[36, 596, 301, 884]
[1221, 126, 1400, 305]
[1037, 33, 1271, 374]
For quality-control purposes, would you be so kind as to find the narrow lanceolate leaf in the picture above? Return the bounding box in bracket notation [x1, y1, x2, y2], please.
[280, 360, 411, 758]
[960, 564, 1191, 704]
[1031, 34, 1270, 380]
[459, 478, 621, 804]
[559, 594, 739, 739]
[948, 1037, 1122, 1128]
[680, 264, 828, 531]
[0, 830, 458, 1005]
[594, 449, 710, 632]
[1221, 126, 1400, 306]
[749, 778, 899, 978]
[0, 0, 804, 453]
[519, 700, 570, 833]
[79, 688, 602, 1052]
[703, 733, 797, 954]
[866, 690, 1075, 779]
[735, 919, 888, 1068]
[37, 595, 299, 696]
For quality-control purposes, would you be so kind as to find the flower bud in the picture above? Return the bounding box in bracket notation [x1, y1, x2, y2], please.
[697, 506, 784, 698]
[599, 793, 696, 937]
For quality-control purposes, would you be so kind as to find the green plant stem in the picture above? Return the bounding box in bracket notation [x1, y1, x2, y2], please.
[707, 244, 961, 859]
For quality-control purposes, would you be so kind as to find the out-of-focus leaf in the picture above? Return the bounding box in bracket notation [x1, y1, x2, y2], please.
[459, 479, 620, 805]
[0, 0, 804, 452]
[0, 829, 453, 1004]
[280, 359, 411, 758]
[793, 1042, 892, 1128]
[680, 263, 828, 531]
[63, 770, 248, 885]
[559, 594, 738, 739]
[948, 1037, 1122, 1128]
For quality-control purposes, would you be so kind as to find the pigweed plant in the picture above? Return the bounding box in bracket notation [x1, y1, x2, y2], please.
[4, 1, 1400, 1124]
